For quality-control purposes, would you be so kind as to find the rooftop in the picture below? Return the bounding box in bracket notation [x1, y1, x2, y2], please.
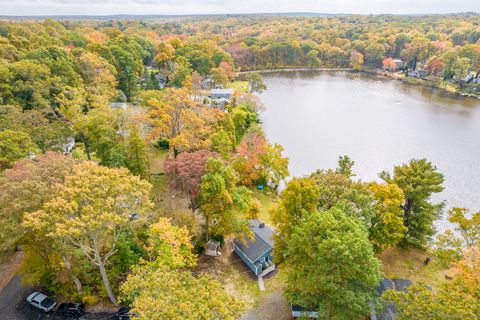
[233, 219, 274, 263]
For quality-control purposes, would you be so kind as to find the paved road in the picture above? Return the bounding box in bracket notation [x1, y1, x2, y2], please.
[0, 276, 114, 320]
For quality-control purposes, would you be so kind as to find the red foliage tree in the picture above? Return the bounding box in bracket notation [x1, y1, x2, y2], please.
[164, 150, 218, 212]
[382, 57, 397, 71]
[233, 132, 268, 186]
[425, 56, 444, 78]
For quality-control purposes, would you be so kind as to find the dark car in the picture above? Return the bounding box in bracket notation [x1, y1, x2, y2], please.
[117, 306, 137, 320]
[57, 302, 85, 317]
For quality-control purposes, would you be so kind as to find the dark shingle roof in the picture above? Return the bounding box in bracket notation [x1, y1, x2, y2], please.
[393, 279, 413, 292]
[233, 220, 273, 263]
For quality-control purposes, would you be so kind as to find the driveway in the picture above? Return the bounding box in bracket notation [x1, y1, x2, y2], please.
[0, 276, 114, 320]
[241, 291, 291, 320]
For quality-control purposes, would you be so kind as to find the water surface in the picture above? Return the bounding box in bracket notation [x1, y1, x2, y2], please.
[259, 71, 480, 231]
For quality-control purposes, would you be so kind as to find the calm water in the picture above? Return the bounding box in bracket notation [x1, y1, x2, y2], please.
[259, 71, 480, 231]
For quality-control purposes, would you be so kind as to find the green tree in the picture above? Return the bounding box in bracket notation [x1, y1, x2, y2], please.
[244, 72, 267, 94]
[285, 207, 381, 320]
[198, 158, 255, 241]
[260, 142, 289, 189]
[125, 125, 149, 178]
[336, 155, 355, 178]
[210, 67, 229, 88]
[0, 129, 39, 170]
[381, 159, 444, 248]
[271, 177, 320, 261]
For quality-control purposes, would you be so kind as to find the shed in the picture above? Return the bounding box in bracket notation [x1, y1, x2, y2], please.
[233, 219, 275, 276]
[205, 240, 221, 257]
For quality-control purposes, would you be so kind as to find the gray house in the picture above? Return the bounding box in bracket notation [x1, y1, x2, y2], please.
[209, 88, 234, 100]
[233, 220, 275, 276]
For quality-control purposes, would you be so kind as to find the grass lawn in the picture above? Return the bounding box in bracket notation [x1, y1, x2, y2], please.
[229, 81, 249, 93]
[148, 147, 170, 203]
[377, 247, 447, 289]
[252, 189, 278, 225]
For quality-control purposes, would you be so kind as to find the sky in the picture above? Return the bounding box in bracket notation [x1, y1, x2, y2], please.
[0, 0, 479, 16]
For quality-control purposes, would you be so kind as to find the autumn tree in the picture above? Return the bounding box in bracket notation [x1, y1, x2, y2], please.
[0, 152, 76, 251]
[381, 159, 444, 248]
[26, 162, 153, 305]
[210, 67, 229, 88]
[383, 246, 480, 320]
[369, 182, 407, 251]
[120, 264, 244, 320]
[0, 129, 39, 170]
[219, 61, 236, 80]
[164, 150, 218, 213]
[147, 88, 208, 156]
[144, 217, 196, 269]
[285, 207, 381, 320]
[75, 51, 117, 108]
[271, 177, 320, 261]
[425, 56, 444, 78]
[382, 57, 397, 71]
[350, 50, 364, 70]
[448, 208, 480, 247]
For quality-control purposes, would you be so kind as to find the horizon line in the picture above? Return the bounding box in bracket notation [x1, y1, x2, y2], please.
[0, 11, 479, 18]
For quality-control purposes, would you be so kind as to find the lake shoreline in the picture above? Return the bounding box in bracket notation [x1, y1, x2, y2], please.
[240, 67, 480, 100]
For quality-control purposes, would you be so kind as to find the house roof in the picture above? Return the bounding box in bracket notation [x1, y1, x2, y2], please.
[376, 278, 395, 295]
[393, 279, 412, 292]
[233, 219, 273, 263]
[374, 278, 412, 320]
[210, 88, 234, 95]
[206, 240, 220, 251]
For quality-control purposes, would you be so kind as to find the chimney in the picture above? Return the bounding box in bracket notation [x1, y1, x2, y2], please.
[259, 222, 265, 228]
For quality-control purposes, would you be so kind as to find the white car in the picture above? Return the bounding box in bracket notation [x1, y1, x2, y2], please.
[26, 292, 56, 312]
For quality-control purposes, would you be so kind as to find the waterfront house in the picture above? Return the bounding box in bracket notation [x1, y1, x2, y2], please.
[209, 88, 234, 100]
[392, 59, 404, 70]
[233, 219, 275, 276]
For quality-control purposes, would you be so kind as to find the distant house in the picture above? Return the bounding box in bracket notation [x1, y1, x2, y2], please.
[371, 278, 413, 320]
[392, 59, 404, 71]
[233, 219, 275, 276]
[154, 73, 167, 89]
[209, 88, 234, 100]
[291, 305, 318, 319]
[408, 69, 426, 78]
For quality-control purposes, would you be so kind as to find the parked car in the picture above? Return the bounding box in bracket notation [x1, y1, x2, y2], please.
[26, 292, 56, 312]
[57, 302, 85, 317]
[116, 306, 137, 320]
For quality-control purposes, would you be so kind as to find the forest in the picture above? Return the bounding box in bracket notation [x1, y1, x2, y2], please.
[0, 13, 480, 320]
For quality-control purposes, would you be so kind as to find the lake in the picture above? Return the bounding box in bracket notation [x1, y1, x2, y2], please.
[259, 71, 480, 232]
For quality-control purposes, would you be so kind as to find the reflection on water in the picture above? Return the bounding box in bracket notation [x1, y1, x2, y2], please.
[259, 71, 480, 232]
